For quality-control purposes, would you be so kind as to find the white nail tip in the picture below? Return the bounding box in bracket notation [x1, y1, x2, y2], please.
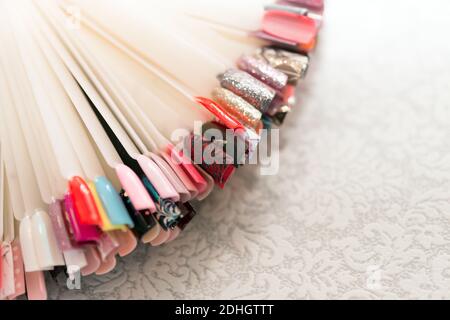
[19, 217, 40, 272]
[31, 211, 65, 269]
[20, 211, 65, 272]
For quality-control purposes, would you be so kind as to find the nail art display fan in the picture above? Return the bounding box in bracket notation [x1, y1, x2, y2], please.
[0, 0, 324, 300]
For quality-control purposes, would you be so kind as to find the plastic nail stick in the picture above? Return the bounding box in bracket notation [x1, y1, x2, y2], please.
[33, 3, 152, 199]
[61, 5, 213, 179]
[73, 32, 192, 202]
[0, 135, 25, 223]
[152, 2, 267, 62]
[70, 15, 211, 136]
[18, 6, 131, 233]
[34, 3, 158, 213]
[5, 3, 96, 276]
[0, 40, 64, 274]
[59, 0, 203, 136]
[158, 1, 265, 56]
[57, 12, 210, 200]
[156, 0, 318, 52]
[29, 5, 148, 244]
[0, 4, 53, 210]
[2, 182, 15, 246]
[66, 39, 186, 204]
[67, 0, 227, 95]
[8, 7, 108, 273]
[22, 2, 139, 258]
[149, 0, 265, 40]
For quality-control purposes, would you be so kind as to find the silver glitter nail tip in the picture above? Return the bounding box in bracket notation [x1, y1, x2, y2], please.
[237, 55, 288, 91]
[220, 69, 276, 113]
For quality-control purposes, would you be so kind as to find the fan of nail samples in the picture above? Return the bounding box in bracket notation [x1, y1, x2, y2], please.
[0, 0, 324, 300]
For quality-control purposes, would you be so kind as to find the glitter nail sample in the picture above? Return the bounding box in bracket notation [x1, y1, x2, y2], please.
[212, 88, 262, 130]
[237, 55, 288, 91]
[219, 69, 276, 113]
[255, 47, 310, 83]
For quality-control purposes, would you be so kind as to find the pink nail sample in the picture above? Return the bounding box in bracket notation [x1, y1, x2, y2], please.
[25, 271, 47, 300]
[7, 240, 26, 300]
[64, 193, 101, 244]
[150, 153, 190, 202]
[96, 233, 119, 261]
[167, 145, 207, 195]
[113, 229, 137, 257]
[81, 246, 101, 276]
[115, 164, 156, 212]
[262, 10, 317, 52]
[48, 200, 73, 251]
[137, 155, 179, 201]
[150, 229, 171, 246]
[165, 227, 181, 243]
[160, 152, 199, 200]
[95, 255, 117, 275]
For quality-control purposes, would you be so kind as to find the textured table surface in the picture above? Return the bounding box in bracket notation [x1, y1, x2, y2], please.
[47, 0, 450, 299]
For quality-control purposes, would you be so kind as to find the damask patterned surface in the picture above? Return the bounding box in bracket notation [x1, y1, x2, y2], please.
[47, 0, 450, 299]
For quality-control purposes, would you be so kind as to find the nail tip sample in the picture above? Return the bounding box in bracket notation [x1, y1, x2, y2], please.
[95, 176, 135, 228]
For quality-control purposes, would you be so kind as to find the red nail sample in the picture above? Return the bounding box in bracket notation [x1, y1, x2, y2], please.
[69, 176, 102, 226]
[194, 96, 244, 131]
